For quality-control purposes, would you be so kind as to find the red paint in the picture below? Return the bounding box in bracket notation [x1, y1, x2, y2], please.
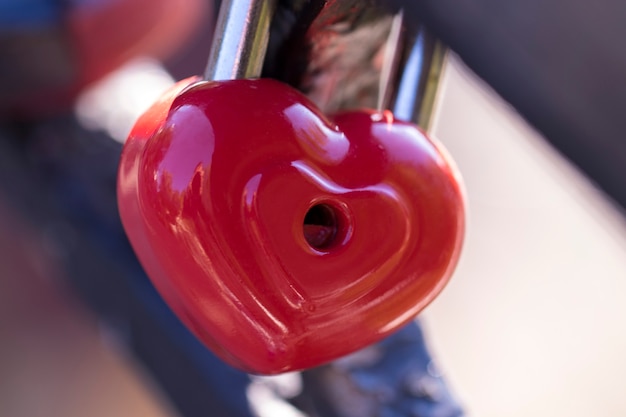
[117, 78, 465, 374]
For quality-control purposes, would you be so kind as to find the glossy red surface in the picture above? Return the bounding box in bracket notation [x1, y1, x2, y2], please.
[117, 78, 465, 374]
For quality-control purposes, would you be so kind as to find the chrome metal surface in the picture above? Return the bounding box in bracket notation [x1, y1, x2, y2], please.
[377, 10, 405, 112]
[265, 0, 446, 130]
[393, 28, 447, 130]
[203, 0, 446, 128]
[204, 0, 277, 81]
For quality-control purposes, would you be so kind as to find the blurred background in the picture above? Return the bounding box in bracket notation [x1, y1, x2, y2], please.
[425, 55, 626, 417]
[2, 53, 625, 417]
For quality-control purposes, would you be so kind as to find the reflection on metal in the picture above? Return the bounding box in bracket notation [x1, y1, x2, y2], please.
[265, 0, 447, 131]
[204, 0, 278, 81]
[378, 11, 405, 113]
[393, 30, 447, 131]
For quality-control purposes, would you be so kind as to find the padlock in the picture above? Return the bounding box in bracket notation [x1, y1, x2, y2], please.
[117, 0, 465, 374]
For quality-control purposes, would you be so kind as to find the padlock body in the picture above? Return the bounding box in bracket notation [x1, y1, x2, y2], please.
[118, 78, 465, 374]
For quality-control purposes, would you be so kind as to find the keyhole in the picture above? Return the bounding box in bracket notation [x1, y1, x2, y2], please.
[303, 203, 340, 250]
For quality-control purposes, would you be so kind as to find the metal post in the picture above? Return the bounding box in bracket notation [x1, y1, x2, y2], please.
[204, 0, 277, 81]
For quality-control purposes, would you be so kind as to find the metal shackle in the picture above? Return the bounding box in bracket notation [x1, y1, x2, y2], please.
[204, 0, 445, 130]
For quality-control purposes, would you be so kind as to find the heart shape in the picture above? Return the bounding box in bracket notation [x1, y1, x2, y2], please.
[118, 78, 465, 374]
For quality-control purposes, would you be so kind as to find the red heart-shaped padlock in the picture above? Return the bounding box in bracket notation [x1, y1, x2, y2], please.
[117, 77, 465, 374]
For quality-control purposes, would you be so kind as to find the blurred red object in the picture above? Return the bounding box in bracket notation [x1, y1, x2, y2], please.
[1, 0, 209, 118]
[118, 77, 465, 374]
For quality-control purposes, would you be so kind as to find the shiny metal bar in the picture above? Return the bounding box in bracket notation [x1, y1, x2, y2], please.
[378, 10, 447, 130]
[377, 10, 405, 112]
[204, 0, 277, 81]
[265, 0, 446, 131]
[392, 28, 447, 130]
